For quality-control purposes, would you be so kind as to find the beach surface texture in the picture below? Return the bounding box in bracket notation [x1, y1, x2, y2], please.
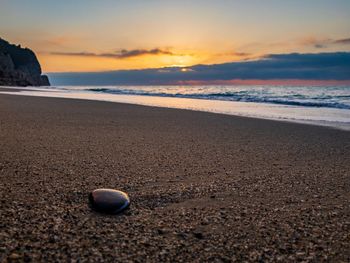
[0, 94, 349, 262]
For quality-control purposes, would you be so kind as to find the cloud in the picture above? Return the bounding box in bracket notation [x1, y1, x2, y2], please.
[299, 37, 331, 48]
[116, 48, 175, 58]
[232, 52, 251, 57]
[50, 51, 96, 57]
[50, 48, 178, 59]
[48, 52, 350, 85]
[334, 38, 350, 45]
[299, 36, 350, 48]
[44, 36, 81, 47]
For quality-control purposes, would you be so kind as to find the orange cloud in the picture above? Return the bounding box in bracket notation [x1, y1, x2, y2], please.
[44, 36, 81, 47]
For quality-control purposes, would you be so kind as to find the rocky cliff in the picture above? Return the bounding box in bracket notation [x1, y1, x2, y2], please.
[0, 38, 50, 86]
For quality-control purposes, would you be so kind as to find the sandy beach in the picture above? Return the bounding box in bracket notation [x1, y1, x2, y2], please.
[0, 93, 349, 262]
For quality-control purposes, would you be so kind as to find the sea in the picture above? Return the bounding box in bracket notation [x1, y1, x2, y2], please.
[1, 85, 350, 130]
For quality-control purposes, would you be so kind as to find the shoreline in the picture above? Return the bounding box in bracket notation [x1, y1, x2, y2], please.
[1, 94, 350, 261]
[1, 87, 350, 131]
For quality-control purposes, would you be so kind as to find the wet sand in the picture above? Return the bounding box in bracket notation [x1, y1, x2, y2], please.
[0, 94, 349, 262]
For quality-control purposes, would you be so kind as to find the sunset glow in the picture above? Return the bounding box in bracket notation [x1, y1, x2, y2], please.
[1, 0, 349, 74]
[38, 51, 200, 72]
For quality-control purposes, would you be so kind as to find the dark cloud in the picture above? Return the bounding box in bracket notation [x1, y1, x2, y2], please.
[50, 48, 176, 59]
[314, 43, 326, 49]
[115, 48, 175, 58]
[299, 38, 330, 48]
[51, 51, 97, 57]
[300, 37, 350, 48]
[232, 52, 251, 57]
[334, 38, 350, 45]
[48, 52, 350, 85]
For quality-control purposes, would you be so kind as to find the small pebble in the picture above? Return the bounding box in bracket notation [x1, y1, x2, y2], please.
[89, 189, 130, 214]
[193, 232, 204, 239]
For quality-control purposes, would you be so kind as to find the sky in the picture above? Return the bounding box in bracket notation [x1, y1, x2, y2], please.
[0, 0, 350, 83]
[1, 0, 350, 85]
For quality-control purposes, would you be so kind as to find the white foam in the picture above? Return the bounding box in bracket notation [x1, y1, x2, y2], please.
[1, 87, 350, 131]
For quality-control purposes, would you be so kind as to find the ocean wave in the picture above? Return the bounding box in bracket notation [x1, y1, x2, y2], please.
[86, 87, 350, 110]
